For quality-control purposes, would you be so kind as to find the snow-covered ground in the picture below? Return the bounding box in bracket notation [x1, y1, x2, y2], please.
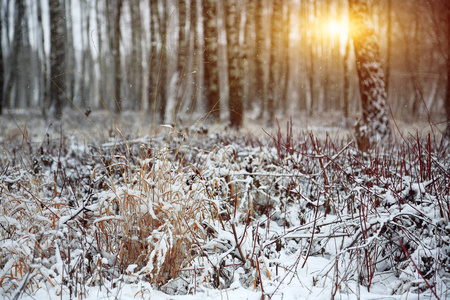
[1, 109, 449, 300]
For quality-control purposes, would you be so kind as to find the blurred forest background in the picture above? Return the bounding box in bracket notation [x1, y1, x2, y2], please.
[0, 0, 449, 131]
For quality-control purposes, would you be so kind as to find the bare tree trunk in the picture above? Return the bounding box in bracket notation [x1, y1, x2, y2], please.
[385, 0, 391, 96]
[349, 0, 392, 150]
[410, 9, 422, 118]
[83, 0, 95, 109]
[188, 0, 199, 113]
[96, 0, 104, 109]
[158, 0, 168, 123]
[343, 36, 351, 120]
[175, 0, 188, 122]
[64, 0, 75, 104]
[113, 0, 123, 113]
[130, 0, 143, 111]
[49, 0, 66, 120]
[37, 0, 50, 117]
[225, 0, 244, 129]
[268, 0, 283, 124]
[244, 0, 256, 110]
[281, 2, 291, 114]
[298, 0, 309, 110]
[148, 0, 158, 116]
[202, 0, 220, 122]
[255, 0, 265, 120]
[147, 0, 168, 123]
[308, 0, 317, 116]
[4, 0, 26, 110]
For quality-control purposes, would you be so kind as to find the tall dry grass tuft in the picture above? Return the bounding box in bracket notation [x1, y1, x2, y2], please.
[106, 146, 211, 287]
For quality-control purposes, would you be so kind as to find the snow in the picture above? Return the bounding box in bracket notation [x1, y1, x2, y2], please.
[1, 111, 449, 300]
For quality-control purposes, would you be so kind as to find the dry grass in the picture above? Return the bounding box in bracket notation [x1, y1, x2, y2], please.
[0, 113, 449, 299]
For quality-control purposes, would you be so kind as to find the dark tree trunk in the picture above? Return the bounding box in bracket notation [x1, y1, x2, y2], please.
[349, 0, 392, 150]
[4, 0, 26, 110]
[255, 0, 265, 120]
[147, 0, 168, 124]
[244, 0, 256, 110]
[202, 0, 220, 122]
[49, 0, 66, 120]
[158, 1, 168, 123]
[188, 0, 199, 112]
[130, 0, 143, 111]
[225, 0, 244, 129]
[113, 0, 123, 113]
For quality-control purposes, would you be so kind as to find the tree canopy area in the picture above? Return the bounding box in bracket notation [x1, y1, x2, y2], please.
[0, 0, 449, 142]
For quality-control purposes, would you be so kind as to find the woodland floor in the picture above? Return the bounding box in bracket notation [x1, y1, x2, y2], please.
[0, 108, 449, 300]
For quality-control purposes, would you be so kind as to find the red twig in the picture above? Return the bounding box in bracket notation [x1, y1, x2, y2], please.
[255, 255, 265, 297]
[398, 239, 440, 300]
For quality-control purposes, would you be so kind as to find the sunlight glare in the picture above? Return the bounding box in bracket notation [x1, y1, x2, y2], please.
[324, 18, 349, 42]
[290, 28, 301, 42]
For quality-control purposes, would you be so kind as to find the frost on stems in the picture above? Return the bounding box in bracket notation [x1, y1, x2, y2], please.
[1, 127, 449, 298]
[349, 0, 392, 151]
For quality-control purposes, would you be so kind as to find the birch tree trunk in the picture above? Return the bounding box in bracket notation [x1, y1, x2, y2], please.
[96, 0, 105, 109]
[148, 0, 158, 116]
[225, 0, 244, 129]
[202, 0, 220, 122]
[349, 0, 392, 150]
